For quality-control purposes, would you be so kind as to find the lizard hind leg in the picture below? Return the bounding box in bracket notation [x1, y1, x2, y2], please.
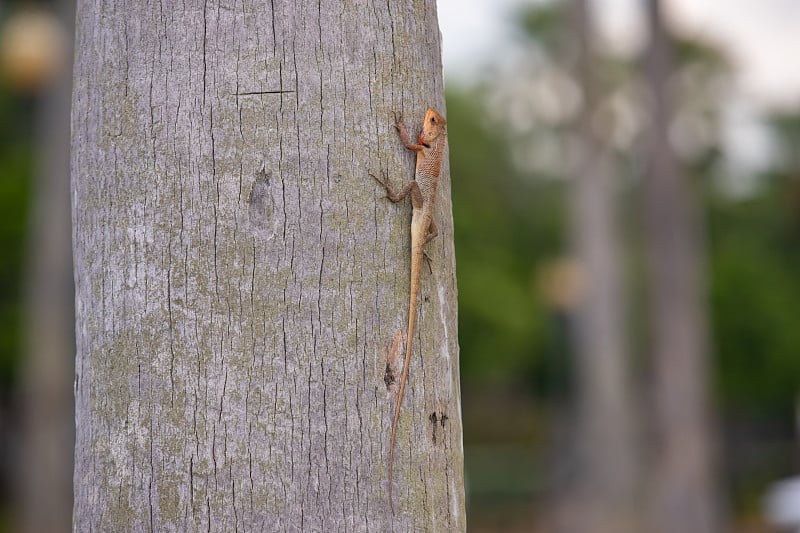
[369, 172, 424, 206]
[424, 219, 438, 245]
[421, 220, 438, 271]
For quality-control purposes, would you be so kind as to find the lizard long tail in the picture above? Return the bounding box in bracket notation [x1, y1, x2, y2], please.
[388, 236, 424, 514]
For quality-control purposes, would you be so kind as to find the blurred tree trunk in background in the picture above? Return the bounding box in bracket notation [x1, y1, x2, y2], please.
[18, 1, 75, 532]
[641, 1, 723, 532]
[552, 1, 641, 532]
[71, 1, 464, 530]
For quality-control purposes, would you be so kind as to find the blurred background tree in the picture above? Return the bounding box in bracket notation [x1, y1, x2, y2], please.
[0, 2, 74, 533]
[449, 1, 800, 531]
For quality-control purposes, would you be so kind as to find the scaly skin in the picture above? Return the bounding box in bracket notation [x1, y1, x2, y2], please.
[372, 108, 447, 513]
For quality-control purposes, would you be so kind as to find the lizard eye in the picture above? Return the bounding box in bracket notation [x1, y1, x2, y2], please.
[430, 117, 436, 123]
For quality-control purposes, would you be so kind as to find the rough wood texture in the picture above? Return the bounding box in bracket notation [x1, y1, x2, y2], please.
[71, 1, 465, 530]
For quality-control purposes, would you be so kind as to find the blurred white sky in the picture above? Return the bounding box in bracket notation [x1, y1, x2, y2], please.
[438, 0, 800, 110]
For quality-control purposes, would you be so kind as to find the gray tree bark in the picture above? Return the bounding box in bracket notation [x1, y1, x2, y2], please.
[642, 2, 723, 532]
[71, 1, 465, 531]
[554, 1, 640, 532]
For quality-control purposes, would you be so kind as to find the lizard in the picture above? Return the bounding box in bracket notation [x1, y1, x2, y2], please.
[371, 108, 448, 513]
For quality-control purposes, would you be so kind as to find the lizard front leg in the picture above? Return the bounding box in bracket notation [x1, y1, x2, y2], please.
[393, 113, 425, 152]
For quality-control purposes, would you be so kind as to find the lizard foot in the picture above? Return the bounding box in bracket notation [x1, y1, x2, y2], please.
[369, 171, 392, 198]
[369, 171, 410, 203]
[423, 249, 433, 273]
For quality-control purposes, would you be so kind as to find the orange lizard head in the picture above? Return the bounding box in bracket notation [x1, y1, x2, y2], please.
[418, 108, 447, 145]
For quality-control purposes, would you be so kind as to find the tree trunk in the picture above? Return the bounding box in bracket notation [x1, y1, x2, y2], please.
[71, 1, 465, 531]
[553, 1, 640, 532]
[641, 2, 722, 532]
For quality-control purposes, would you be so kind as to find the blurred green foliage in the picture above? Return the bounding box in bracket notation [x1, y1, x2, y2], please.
[450, 3, 800, 519]
[448, 0, 800, 422]
[449, 89, 566, 385]
[0, 88, 32, 533]
[710, 171, 800, 414]
[0, 89, 32, 391]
